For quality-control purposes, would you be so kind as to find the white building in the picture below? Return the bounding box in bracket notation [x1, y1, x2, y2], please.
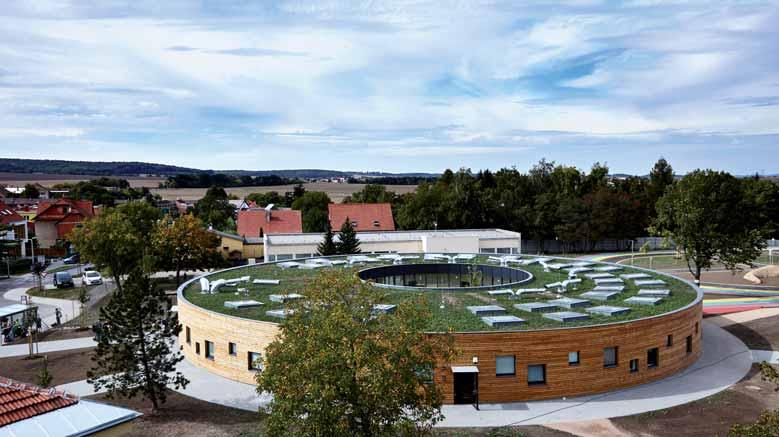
[263, 228, 521, 261]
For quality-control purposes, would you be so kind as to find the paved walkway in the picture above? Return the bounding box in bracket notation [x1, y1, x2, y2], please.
[751, 350, 779, 364]
[2, 286, 81, 328]
[0, 337, 96, 358]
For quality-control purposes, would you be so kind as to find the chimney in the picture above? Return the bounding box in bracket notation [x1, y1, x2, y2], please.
[264, 203, 274, 223]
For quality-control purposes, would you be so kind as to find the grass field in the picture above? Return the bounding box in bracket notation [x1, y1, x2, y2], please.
[184, 255, 698, 332]
[27, 286, 88, 300]
[150, 182, 418, 203]
[0, 172, 165, 188]
[624, 253, 777, 270]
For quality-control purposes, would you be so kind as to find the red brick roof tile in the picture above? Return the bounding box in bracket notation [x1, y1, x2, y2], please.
[237, 209, 303, 237]
[328, 203, 395, 232]
[0, 377, 79, 427]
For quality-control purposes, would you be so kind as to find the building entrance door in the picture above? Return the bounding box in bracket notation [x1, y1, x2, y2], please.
[453, 371, 478, 406]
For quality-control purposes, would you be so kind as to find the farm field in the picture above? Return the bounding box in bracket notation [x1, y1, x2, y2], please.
[151, 182, 418, 203]
[0, 172, 165, 188]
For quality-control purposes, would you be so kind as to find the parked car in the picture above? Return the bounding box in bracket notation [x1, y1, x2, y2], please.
[53, 271, 74, 288]
[63, 254, 80, 265]
[82, 270, 103, 286]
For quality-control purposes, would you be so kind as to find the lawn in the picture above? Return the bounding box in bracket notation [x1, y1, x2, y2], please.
[27, 286, 88, 300]
[184, 255, 699, 332]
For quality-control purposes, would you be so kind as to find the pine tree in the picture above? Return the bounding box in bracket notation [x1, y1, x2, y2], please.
[317, 224, 337, 256]
[336, 217, 361, 254]
[87, 269, 189, 413]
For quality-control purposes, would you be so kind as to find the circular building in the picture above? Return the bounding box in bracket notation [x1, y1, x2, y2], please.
[177, 254, 702, 405]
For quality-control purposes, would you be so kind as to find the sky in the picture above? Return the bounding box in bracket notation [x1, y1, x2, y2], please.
[0, 1, 777, 175]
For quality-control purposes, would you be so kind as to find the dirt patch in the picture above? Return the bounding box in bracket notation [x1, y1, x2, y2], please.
[612, 364, 779, 436]
[0, 347, 95, 386]
[723, 315, 779, 350]
[88, 390, 263, 437]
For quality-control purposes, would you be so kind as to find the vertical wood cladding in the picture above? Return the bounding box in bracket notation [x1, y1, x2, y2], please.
[179, 293, 701, 403]
[434, 301, 702, 404]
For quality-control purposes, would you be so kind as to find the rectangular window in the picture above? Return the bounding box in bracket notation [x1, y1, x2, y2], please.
[604, 347, 618, 368]
[248, 352, 263, 371]
[496, 355, 516, 376]
[695, 322, 699, 335]
[630, 358, 639, 373]
[647, 348, 659, 368]
[497, 247, 512, 254]
[185, 326, 191, 344]
[667, 335, 673, 347]
[568, 351, 580, 366]
[229, 342, 237, 356]
[686, 336, 693, 354]
[528, 364, 546, 385]
[195, 342, 200, 355]
[205, 341, 214, 360]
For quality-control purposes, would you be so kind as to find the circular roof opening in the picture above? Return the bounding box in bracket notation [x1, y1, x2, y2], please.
[358, 263, 533, 291]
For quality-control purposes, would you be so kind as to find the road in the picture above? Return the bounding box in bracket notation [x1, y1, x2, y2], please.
[1, 261, 114, 328]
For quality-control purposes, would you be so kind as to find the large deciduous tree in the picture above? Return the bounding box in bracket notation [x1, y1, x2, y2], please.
[194, 185, 236, 231]
[291, 191, 332, 233]
[87, 270, 188, 413]
[152, 214, 222, 286]
[69, 201, 161, 292]
[256, 271, 454, 436]
[652, 170, 766, 284]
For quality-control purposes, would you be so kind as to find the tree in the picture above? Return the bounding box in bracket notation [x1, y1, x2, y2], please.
[69, 201, 161, 292]
[152, 214, 222, 286]
[647, 157, 675, 212]
[652, 170, 766, 284]
[344, 184, 396, 204]
[256, 270, 454, 436]
[22, 183, 40, 199]
[87, 270, 188, 413]
[316, 224, 337, 256]
[292, 191, 331, 233]
[194, 186, 236, 231]
[336, 217, 361, 254]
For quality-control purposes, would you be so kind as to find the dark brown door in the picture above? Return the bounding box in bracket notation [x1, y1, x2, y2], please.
[453, 372, 478, 404]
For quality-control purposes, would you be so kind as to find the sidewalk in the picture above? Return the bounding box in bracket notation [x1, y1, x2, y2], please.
[2, 286, 81, 328]
[0, 337, 96, 358]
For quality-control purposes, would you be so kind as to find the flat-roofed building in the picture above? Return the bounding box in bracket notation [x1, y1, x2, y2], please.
[263, 228, 521, 261]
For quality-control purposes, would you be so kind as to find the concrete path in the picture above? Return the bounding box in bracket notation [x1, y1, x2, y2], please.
[56, 379, 107, 397]
[437, 320, 751, 427]
[751, 350, 779, 364]
[0, 337, 96, 358]
[2, 286, 81, 328]
[173, 356, 271, 412]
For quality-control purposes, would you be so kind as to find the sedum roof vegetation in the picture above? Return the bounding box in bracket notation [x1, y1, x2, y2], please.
[182, 255, 699, 332]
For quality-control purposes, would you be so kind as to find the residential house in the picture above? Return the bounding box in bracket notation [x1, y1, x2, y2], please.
[237, 206, 302, 238]
[328, 203, 395, 232]
[212, 230, 263, 261]
[0, 201, 26, 241]
[228, 199, 257, 211]
[33, 199, 94, 248]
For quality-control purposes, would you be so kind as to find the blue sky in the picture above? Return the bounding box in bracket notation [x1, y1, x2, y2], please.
[0, 1, 777, 175]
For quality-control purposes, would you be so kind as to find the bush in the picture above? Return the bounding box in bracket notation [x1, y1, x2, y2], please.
[3, 258, 32, 275]
[729, 410, 779, 436]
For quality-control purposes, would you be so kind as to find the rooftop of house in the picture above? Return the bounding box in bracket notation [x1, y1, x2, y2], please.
[328, 203, 395, 232]
[0, 377, 140, 436]
[237, 208, 302, 237]
[0, 202, 25, 225]
[35, 198, 94, 221]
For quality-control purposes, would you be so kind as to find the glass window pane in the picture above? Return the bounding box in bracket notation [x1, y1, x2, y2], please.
[528, 365, 545, 384]
[496, 355, 515, 376]
[604, 347, 617, 367]
[568, 351, 579, 364]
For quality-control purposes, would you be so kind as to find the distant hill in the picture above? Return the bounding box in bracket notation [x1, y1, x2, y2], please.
[0, 158, 198, 176]
[0, 158, 438, 179]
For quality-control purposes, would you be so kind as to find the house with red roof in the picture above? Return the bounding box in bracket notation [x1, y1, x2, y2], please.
[33, 199, 95, 248]
[328, 203, 395, 232]
[0, 377, 139, 436]
[237, 206, 302, 238]
[0, 201, 28, 242]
